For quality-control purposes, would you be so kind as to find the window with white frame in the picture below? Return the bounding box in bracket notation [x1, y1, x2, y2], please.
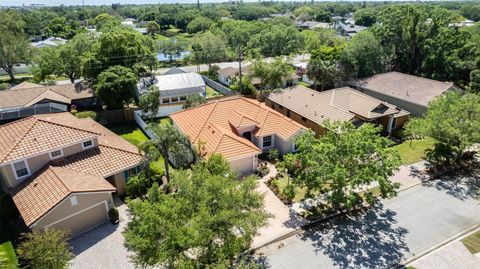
[12, 160, 30, 179]
[179, 95, 187, 101]
[162, 98, 170, 104]
[391, 117, 397, 130]
[70, 195, 78, 206]
[171, 96, 179, 103]
[262, 135, 273, 148]
[49, 149, 63, 160]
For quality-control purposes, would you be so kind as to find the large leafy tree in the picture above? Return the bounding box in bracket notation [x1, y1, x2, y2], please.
[187, 16, 214, 34]
[45, 16, 80, 39]
[144, 123, 194, 180]
[0, 10, 31, 81]
[138, 86, 160, 119]
[124, 154, 268, 268]
[191, 32, 228, 67]
[292, 121, 401, 209]
[146, 21, 160, 36]
[250, 57, 293, 90]
[95, 65, 137, 109]
[248, 24, 303, 57]
[405, 92, 480, 166]
[83, 29, 156, 79]
[340, 31, 389, 79]
[31, 47, 58, 83]
[307, 45, 344, 91]
[158, 37, 188, 63]
[17, 229, 73, 269]
[91, 13, 120, 32]
[57, 33, 94, 82]
[372, 4, 459, 76]
[353, 7, 378, 27]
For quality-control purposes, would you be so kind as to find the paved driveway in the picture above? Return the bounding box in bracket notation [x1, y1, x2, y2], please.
[69, 204, 135, 269]
[258, 178, 480, 269]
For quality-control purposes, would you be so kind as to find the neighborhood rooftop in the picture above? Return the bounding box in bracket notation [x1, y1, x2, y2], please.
[267, 85, 407, 126]
[137, 72, 205, 98]
[352, 71, 455, 107]
[3, 113, 142, 229]
[170, 97, 305, 160]
[12, 166, 115, 226]
[0, 82, 93, 110]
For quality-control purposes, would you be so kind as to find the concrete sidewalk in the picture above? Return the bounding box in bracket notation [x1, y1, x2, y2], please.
[390, 161, 429, 191]
[251, 163, 307, 249]
[409, 238, 480, 269]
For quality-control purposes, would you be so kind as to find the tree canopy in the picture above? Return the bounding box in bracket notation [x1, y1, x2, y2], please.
[289, 121, 401, 209]
[95, 65, 137, 109]
[124, 154, 268, 268]
[405, 92, 480, 166]
[17, 229, 72, 269]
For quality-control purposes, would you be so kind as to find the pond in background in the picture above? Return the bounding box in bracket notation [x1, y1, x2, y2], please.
[157, 51, 191, 62]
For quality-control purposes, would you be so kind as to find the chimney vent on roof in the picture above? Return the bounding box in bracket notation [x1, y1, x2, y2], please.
[33, 181, 38, 187]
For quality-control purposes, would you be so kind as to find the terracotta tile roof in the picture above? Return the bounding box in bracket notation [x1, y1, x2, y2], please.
[267, 86, 408, 126]
[0, 116, 100, 164]
[0, 82, 93, 109]
[33, 113, 140, 154]
[12, 166, 115, 226]
[351, 72, 454, 107]
[171, 97, 304, 160]
[53, 145, 142, 178]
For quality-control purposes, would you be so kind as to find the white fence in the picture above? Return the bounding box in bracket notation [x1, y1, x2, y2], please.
[133, 110, 194, 168]
[201, 75, 233, 96]
[0, 103, 67, 121]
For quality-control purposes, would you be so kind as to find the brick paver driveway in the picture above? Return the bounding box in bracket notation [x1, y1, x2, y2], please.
[258, 177, 480, 269]
[69, 203, 135, 269]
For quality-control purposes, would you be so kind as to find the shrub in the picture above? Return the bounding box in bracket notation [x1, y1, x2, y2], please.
[17, 229, 72, 269]
[74, 111, 98, 120]
[207, 65, 220, 80]
[278, 153, 300, 176]
[108, 207, 119, 224]
[282, 184, 296, 202]
[256, 162, 270, 177]
[267, 148, 280, 162]
[0, 83, 10, 90]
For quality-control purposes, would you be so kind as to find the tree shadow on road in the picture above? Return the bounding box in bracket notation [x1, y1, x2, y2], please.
[423, 167, 480, 201]
[300, 204, 410, 269]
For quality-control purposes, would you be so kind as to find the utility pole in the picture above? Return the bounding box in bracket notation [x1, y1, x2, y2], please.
[197, 0, 200, 9]
[238, 46, 243, 93]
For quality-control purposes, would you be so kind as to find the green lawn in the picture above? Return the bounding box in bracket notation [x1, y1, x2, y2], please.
[107, 122, 170, 173]
[0, 241, 18, 269]
[461, 231, 480, 254]
[393, 137, 436, 165]
[206, 86, 223, 98]
[273, 174, 312, 203]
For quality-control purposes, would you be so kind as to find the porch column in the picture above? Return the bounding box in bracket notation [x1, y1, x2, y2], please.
[387, 115, 394, 136]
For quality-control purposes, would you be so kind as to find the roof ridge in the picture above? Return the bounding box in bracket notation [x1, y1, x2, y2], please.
[35, 117, 102, 137]
[46, 87, 72, 99]
[192, 101, 219, 142]
[49, 166, 74, 193]
[374, 71, 453, 86]
[0, 117, 39, 163]
[97, 144, 142, 156]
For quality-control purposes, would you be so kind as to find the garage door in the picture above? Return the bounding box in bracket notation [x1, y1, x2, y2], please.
[49, 202, 109, 237]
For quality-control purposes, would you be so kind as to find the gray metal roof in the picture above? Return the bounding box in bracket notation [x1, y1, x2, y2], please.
[137, 73, 206, 98]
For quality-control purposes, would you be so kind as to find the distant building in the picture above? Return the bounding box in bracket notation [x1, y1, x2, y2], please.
[295, 20, 333, 30]
[137, 71, 206, 117]
[0, 82, 94, 121]
[31, 37, 67, 48]
[336, 22, 367, 38]
[216, 65, 299, 88]
[449, 19, 476, 27]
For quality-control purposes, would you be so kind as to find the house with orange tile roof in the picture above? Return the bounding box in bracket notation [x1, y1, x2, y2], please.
[170, 97, 307, 174]
[0, 112, 142, 237]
